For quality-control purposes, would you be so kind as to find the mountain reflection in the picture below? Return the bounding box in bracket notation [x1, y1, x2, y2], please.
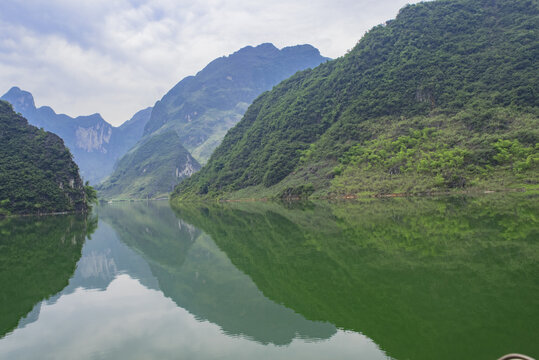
[99, 201, 337, 345]
[172, 194, 539, 360]
[2, 194, 536, 360]
[0, 214, 96, 337]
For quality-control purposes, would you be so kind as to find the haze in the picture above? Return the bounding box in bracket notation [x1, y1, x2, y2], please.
[0, 0, 420, 126]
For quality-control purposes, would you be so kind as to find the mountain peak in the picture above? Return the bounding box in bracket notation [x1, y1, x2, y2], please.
[1, 87, 36, 113]
[281, 44, 324, 58]
[234, 43, 279, 57]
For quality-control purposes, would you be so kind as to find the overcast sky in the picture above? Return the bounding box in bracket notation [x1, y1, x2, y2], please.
[0, 0, 421, 126]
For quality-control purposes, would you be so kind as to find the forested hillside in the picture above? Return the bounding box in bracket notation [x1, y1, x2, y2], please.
[173, 0, 538, 200]
[99, 43, 328, 199]
[97, 131, 200, 199]
[0, 101, 92, 215]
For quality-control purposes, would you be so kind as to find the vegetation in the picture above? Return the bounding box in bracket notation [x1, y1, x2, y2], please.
[172, 193, 539, 360]
[96, 131, 200, 200]
[173, 0, 539, 201]
[0, 101, 94, 215]
[0, 214, 97, 337]
[84, 181, 98, 204]
[329, 112, 538, 195]
[1, 88, 152, 184]
[144, 43, 329, 165]
[96, 44, 328, 200]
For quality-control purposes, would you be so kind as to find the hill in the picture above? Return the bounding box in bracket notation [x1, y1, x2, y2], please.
[172, 0, 539, 201]
[1, 87, 151, 184]
[144, 43, 329, 164]
[0, 101, 92, 215]
[99, 43, 329, 199]
[97, 131, 200, 199]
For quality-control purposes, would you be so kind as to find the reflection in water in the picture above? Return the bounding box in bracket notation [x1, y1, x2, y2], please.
[0, 194, 537, 359]
[173, 194, 539, 360]
[99, 202, 338, 346]
[0, 215, 96, 337]
[2, 201, 377, 359]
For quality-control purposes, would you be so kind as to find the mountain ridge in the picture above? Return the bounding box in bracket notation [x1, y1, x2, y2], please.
[1, 87, 152, 184]
[172, 0, 539, 201]
[99, 42, 329, 199]
[143, 43, 330, 163]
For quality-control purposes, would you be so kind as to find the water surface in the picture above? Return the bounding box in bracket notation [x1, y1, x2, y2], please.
[0, 194, 537, 359]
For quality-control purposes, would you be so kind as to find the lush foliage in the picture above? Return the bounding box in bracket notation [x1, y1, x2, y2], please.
[0, 101, 92, 215]
[84, 181, 98, 204]
[173, 0, 539, 200]
[329, 110, 538, 195]
[172, 193, 539, 359]
[96, 131, 201, 200]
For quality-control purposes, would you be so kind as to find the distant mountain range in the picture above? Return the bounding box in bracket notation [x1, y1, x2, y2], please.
[98, 43, 329, 199]
[2, 43, 328, 198]
[1, 87, 151, 184]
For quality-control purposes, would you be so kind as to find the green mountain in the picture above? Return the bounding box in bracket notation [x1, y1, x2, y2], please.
[1, 87, 152, 184]
[97, 131, 200, 199]
[173, 0, 539, 201]
[144, 43, 330, 164]
[172, 194, 539, 360]
[99, 43, 329, 199]
[0, 101, 91, 215]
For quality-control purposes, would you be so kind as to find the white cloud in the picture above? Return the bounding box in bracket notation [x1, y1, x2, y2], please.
[0, 0, 420, 125]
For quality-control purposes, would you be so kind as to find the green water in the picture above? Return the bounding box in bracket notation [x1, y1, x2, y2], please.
[0, 194, 537, 359]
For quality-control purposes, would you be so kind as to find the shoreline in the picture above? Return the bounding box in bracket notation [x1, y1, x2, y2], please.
[0, 209, 92, 219]
[215, 187, 533, 203]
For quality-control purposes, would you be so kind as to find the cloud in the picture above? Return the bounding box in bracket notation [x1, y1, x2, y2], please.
[0, 0, 420, 125]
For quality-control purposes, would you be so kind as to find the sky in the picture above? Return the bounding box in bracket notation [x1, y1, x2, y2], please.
[0, 0, 421, 126]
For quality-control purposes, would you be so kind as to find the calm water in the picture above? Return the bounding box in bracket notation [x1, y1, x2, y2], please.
[0, 194, 537, 359]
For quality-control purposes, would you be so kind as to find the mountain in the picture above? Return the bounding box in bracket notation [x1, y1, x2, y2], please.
[172, 0, 539, 201]
[97, 131, 200, 199]
[98, 43, 329, 199]
[144, 43, 330, 164]
[0, 101, 90, 215]
[0, 87, 151, 184]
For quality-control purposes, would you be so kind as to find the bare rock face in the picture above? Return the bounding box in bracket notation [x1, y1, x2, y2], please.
[177, 155, 198, 178]
[75, 123, 113, 153]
